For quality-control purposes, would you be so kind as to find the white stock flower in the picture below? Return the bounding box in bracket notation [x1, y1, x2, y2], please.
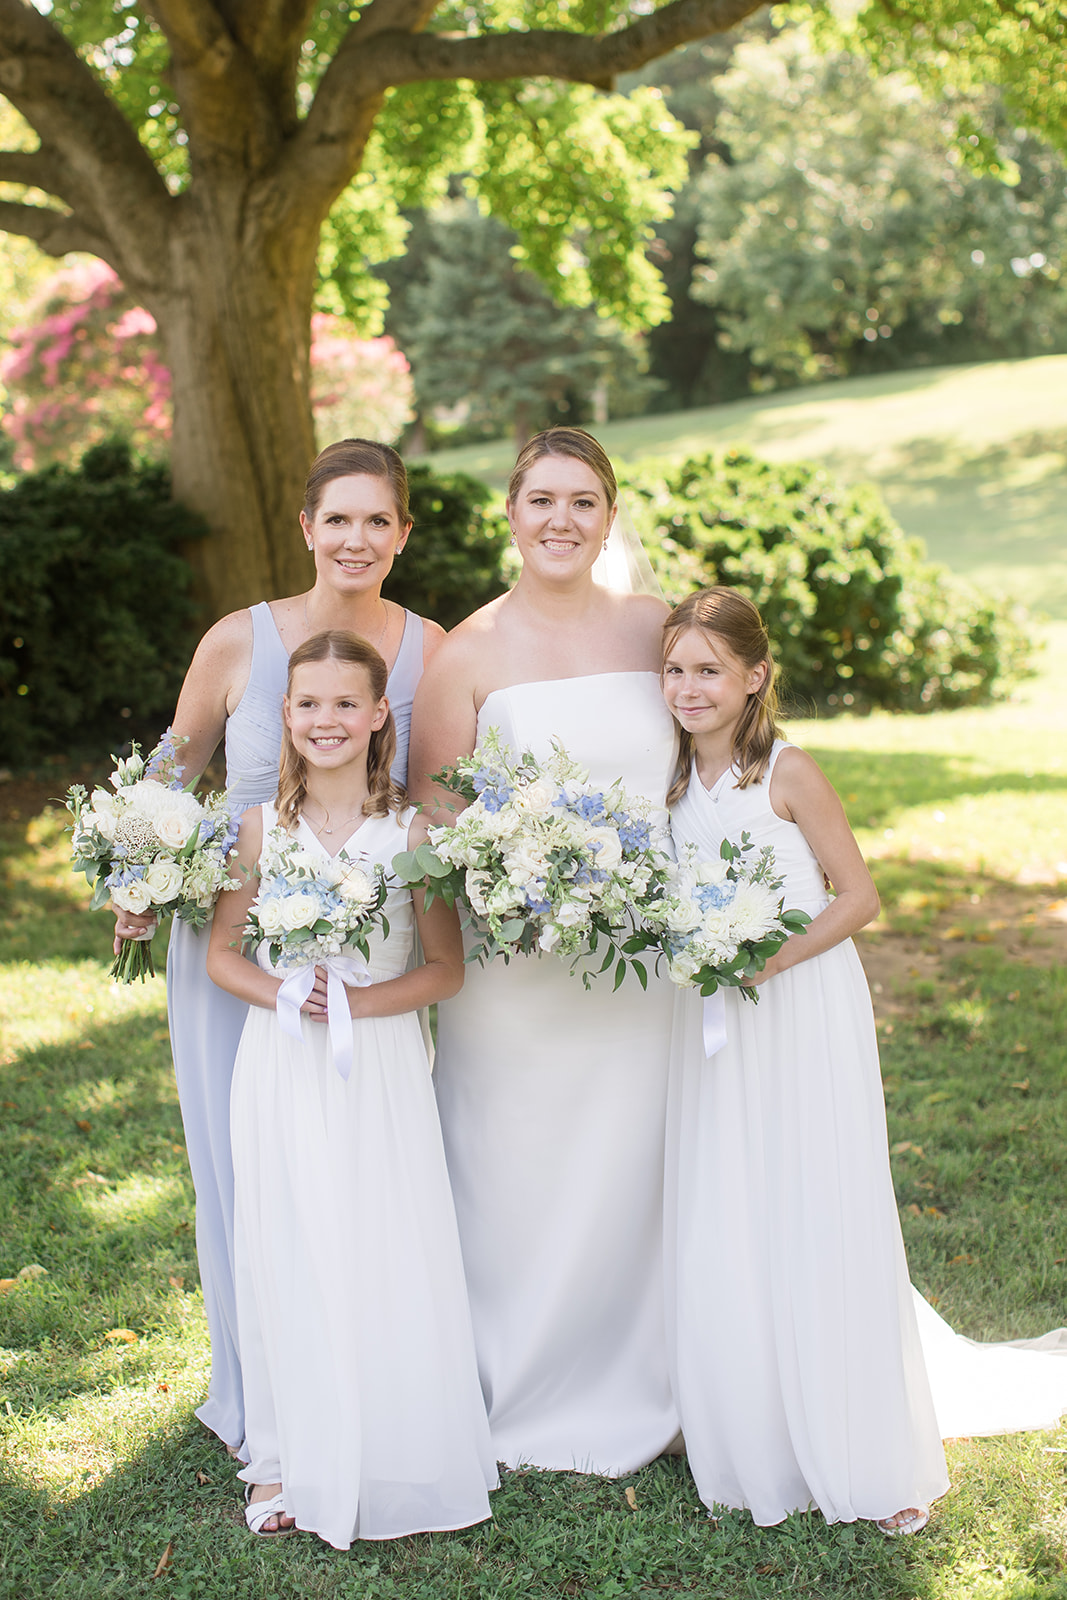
[144, 860, 184, 903]
[554, 899, 588, 929]
[279, 890, 322, 931]
[539, 923, 562, 953]
[112, 879, 154, 914]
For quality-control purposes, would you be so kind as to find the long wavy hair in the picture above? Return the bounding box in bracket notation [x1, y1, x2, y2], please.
[276, 631, 405, 829]
[663, 587, 781, 807]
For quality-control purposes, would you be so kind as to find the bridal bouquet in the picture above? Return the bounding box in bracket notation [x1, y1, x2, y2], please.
[394, 730, 672, 987]
[243, 826, 389, 971]
[66, 730, 239, 982]
[652, 834, 810, 1001]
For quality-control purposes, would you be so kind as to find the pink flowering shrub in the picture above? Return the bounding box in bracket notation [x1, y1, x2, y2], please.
[1, 262, 171, 469]
[310, 314, 414, 446]
[2, 274, 414, 470]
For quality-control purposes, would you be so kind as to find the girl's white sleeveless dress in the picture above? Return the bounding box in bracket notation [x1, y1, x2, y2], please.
[231, 804, 496, 1547]
[668, 741, 1067, 1525]
[166, 603, 424, 1454]
[433, 673, 681, 1475]
[667, 743, 950, 1525]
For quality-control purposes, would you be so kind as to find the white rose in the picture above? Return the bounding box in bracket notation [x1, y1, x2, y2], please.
[484, 807, 523, 840]
[701, 906, 734, 944]
[505, 842, 550, 882]
[696, 855, 730, 888]
[514, 779, 555, 817]
[279, 890, 322, 931]
[144, 860, 184, 903]
[666, 898, 703, 935]
[256, 897, 287, 937]
[89, 789, 120, 841]
[669, 952, 701, 985]
[112, 879, 154, 914]
[586, 827, 623, 872]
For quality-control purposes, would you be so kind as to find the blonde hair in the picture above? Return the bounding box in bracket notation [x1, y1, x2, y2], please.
[663, 587, 781, 806]
[508, 426, 617, 509]
[276, 631, 406, 828]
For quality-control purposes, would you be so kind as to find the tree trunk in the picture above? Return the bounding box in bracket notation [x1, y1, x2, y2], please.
[144, 208, 320, 622]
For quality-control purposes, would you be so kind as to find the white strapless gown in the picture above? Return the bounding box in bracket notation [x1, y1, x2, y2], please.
[433, 673, 682, 1475]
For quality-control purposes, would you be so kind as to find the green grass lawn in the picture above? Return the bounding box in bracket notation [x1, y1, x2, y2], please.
[420, 354, 1067, 618]
[2, 627, 1066, 1596]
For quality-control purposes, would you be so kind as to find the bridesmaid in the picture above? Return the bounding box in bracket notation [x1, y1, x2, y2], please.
[408, 427, 680, 1476]
[113, 439, 444, 1462]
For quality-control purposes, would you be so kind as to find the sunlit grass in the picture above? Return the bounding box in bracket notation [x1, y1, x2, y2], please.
[1, 627, 1066, 1594]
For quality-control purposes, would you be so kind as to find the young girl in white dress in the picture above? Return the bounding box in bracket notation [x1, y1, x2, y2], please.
[207, 630, 496, 1546]
[660, 587, 949, 1536]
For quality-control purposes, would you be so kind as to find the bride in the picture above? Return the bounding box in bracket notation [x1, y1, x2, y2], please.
[409, 427, 681, 1475]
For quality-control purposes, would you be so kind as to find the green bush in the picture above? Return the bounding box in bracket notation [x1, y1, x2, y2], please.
[0, 440, 206, 766]
[384, 464, 509, 630]
[623, 449, 1033, 712]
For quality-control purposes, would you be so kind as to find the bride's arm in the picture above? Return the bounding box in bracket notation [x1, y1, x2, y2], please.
[408, 632, 482, 824]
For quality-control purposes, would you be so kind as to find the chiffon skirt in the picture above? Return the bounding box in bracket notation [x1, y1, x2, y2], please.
[232, 1004, 497, 1547]
[666, 942, 950, 1526]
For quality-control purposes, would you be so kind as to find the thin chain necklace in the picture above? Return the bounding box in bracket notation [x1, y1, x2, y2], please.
[303, 799, 365, 838]
[302, 593, 389, 652]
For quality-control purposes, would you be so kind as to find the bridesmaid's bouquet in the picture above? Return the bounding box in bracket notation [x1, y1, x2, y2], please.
[394, 730, 672, 987]
[66, 731, 239, 983]
[242, 826, 389, 970]
[648, 834, 811, 1002]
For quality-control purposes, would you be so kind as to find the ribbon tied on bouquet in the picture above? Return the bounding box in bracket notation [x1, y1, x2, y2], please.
[274, 954, 372, 1081]
[703, 990, 728, 1059]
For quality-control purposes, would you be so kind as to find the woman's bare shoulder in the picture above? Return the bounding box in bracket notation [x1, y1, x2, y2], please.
[191, 606, 254, 671]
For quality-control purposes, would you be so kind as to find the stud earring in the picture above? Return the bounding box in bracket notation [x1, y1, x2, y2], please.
[306, 540, 314, 552]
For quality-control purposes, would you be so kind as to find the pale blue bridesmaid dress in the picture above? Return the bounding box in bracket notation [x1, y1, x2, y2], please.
[166, 601, 425, 1454]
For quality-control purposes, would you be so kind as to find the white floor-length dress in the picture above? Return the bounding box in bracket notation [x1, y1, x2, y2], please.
[667, 744, 950, 1526]
[434, 673, 682, 1475]
[231, 804, 497, 1547]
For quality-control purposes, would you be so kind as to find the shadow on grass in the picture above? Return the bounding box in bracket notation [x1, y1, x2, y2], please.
[1, 1009, 196, 1357]
[0, 1425, 950, 1600]
[804, 749, 1067, 832]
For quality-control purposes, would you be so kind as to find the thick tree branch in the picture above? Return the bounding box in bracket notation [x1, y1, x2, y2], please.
[0, 0, 170, 276]
[311, 0, 765, 141]
[343, 0, 445, 46]
[138, 0, 236, 75]
[0, 146, 71, 201]
[0, 198, 111, 259]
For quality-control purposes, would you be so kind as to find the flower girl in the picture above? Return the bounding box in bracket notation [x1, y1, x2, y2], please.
[207, 630, 496, 1545]
[660, 588, 948, 1535]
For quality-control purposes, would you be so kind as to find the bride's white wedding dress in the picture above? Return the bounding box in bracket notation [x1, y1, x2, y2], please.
[433, 672, 682, 1475]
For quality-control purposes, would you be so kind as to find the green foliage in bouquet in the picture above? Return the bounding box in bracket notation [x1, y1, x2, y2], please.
[382, 465, 509, 632]
[0, 439, 206, 765]
[624, 449, 1033, 714]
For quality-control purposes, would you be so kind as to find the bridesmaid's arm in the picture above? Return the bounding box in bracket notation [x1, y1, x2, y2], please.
[750, 747, 880, 983]
[408, 635, 481, 823]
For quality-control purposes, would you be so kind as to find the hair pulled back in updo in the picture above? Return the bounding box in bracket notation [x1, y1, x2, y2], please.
[663, 586, 781, 806]
[507, 427, 617, 510]
[276, 630, 406, 828]
[303, 439, 411, 526]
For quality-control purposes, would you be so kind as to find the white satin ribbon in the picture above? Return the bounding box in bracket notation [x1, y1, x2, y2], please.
[702, 990, 728, 1058]
[275, 954, 372, 1081]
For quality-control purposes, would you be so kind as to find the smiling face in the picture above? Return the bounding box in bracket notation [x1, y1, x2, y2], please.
[506, 454, 615, 582]
[300, 473, 411, 595]
[283, 657, 389, 773]
[662, 626, 769, 744]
